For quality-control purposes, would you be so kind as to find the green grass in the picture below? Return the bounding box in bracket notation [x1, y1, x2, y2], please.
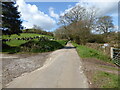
[72, 42, 119, 88]
[2, 33, 67, 54]
[5, 40, 27, 46]
[2, 43, 20, 54]
[2, 33, 54, 47]
[93, 71, 119, 88]
[99, 65, 120, 71]
[2, 40, 67, 54]
[2, 33, 53, 39]
[56, 40, 68, 46]
[72, 42, 112, 63]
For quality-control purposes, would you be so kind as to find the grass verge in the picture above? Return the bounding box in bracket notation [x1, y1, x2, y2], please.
[72, 42, 119, 88]
[72, 42, 112, 63]
[99, 65, 120, 71]
[93, 71, 119, 88]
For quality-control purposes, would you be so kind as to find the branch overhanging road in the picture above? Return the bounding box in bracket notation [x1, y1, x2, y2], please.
[6, 42, 89, 88]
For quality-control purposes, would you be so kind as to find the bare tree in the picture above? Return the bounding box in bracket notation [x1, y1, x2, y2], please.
[33, 25, 43, 31]
[59, 5, 86, 26]
[96, 16, 114, 34]
[57, 5, 97, 44]
[54, 26, 70, 40]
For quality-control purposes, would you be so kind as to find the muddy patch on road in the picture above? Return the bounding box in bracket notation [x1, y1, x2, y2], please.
[2, 52, 51, 87]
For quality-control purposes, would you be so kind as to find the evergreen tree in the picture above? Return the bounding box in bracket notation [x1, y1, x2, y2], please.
[2, 2, 23, 35]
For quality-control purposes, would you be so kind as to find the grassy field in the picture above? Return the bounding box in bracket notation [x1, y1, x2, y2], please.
[2, 33, 54, 47]
[72, 43, 112, 63]
[93, 71, 119, 88]
[2, 33, 67, 53]
[2, 33, 53, 39]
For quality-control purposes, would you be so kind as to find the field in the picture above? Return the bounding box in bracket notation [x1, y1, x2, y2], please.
[2, 33, 67, 53]
[2, 33, 54, 46]
[2, 33, 53, 39]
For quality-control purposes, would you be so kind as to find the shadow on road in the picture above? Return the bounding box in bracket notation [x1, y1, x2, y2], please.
[64, 46, 76, 49]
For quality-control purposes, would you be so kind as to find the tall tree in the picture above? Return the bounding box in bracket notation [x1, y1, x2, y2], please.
[96, 16, 114, 34]
[58, 5, 97, 44]
[59, 5, 86, 26]
[2, 2, 23, 35]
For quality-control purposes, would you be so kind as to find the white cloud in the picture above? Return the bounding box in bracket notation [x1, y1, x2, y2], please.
[16, 0, 56, 31]
[114, 25, 119, 30]
[16, 0, 119, 31]
[80, 0, 119, 2]
[60, 0, 119, 17]
[110, 13, 118, 17]
[60, 6, 73, 16]
[79, 0, 119, 17]
[49, 7, 59, 19]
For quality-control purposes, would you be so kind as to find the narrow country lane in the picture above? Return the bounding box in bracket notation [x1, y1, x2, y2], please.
[6, 42, 89, 88]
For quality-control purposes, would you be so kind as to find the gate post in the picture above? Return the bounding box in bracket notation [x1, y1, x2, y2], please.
[111, 47, 113, 59]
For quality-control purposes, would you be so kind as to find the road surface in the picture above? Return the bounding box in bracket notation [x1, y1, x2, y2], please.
[6, 43, 89, 88]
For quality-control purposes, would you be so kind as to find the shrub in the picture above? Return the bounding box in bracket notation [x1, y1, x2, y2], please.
[88, 35, 107, 43]
[2, 42, 20, 53]
[20, 39, 67, 53]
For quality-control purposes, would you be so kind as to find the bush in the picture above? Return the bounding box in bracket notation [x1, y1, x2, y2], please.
[88, 34, 107, 43]
[2, 34, 67, 53]
[2, 42, 20, 53]
[20, 39, 67, 53]
[39, 37, 49, 41]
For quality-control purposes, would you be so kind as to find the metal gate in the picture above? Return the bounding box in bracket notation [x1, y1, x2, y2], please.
[111, 47, 120, 66]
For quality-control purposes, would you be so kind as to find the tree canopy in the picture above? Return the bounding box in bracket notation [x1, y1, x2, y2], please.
[96, 16, 114, 34]
[2, 2, 23, 35]
[55, 5, 114, 45]
[57, 5, 97, 44]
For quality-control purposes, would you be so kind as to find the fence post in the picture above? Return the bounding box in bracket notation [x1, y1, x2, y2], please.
[111, 47, 113, 59]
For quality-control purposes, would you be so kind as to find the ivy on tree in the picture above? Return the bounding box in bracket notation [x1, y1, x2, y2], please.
[2, 2, 23, 35]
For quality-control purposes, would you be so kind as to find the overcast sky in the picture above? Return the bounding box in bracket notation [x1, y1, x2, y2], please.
[16, 0, 119, 31]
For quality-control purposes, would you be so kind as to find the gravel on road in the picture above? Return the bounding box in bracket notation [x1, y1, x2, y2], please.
[1, 52, 51, 88]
